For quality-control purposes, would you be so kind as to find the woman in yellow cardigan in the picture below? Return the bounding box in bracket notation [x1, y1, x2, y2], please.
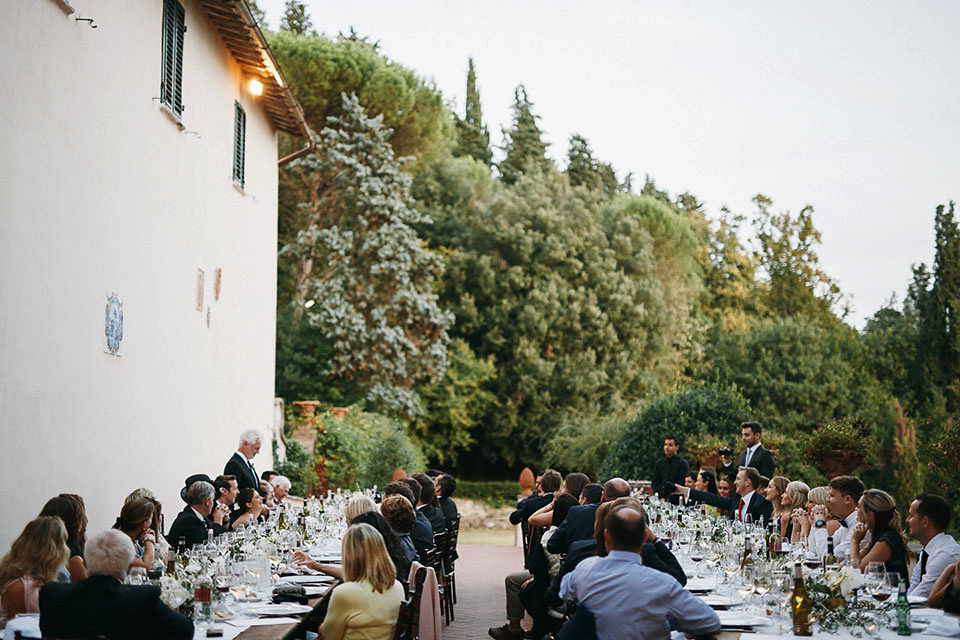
[321, 523, 405, 640]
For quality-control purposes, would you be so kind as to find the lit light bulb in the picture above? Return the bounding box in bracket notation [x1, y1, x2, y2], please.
[248, 79, 264, 96]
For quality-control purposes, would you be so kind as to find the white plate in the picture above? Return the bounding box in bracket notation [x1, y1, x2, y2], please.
[280, 574, 336, 584]
[248, 603, 313, 616]
[697, 594, 742, 609]
[716, 611, 768, 628]
[686, 577, 716, 592]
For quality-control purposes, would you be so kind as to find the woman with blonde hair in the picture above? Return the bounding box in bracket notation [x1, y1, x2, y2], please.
[0, 516, 69, 619]
[850, 489, 910, 583]
[778, 480, 809, 539]
[321, 523, 405, 640]
[792, 485, 842, 543]
[343, 495, 377, 525]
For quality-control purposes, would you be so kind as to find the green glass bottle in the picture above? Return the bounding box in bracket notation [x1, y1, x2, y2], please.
[791, 562, 813, 636]
[896, 580, 912, 635]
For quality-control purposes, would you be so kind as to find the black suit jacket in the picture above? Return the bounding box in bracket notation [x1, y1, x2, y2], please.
[40, 575, 193, 639]
[737, 445, 775, 479]
[420, 504, 446, 534]
[167, 505, 224, 549]
[411, 510, 435, 559]
[547, 503, 599, 555]
[510, 493, 554, 525]
[687, 489, 773, 525]
[224, 451, 259, 490]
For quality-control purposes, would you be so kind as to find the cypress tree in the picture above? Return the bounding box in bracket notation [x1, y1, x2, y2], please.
[498, 84, 550, 184]
[566, 133, 601, 191]
[281, 0, 313, 34]
[454, 58, 492, 166]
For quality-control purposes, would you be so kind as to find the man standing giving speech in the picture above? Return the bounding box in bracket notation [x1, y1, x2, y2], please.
[224, 429, 262, 491]
[737, 422, 775, 479]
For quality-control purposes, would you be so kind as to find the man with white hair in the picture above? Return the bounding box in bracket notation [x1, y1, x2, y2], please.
[271, 475, 304, 509]
[40, 529, 193, 638]
[224, 428, 263, 490]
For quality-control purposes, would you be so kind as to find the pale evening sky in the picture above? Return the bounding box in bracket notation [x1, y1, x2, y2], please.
[259, 1, 960, 328]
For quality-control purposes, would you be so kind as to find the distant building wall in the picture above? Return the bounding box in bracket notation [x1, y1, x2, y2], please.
[0, 1, 280, 550]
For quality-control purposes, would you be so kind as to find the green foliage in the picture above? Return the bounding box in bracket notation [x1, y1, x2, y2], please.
[455, 480, 523, 508]
[543, 411, 630, 479]
[430, 171, 702, 469]
[280, 0, 313, 35]
[453, 58, 492, 167]
[799, 417, 880, 461]
[280, 94, 453, 418]
[498, 85, 551, 185]
[600, 385, 753, 481]
[921, 418, 960, 536]
[411, 339, 497, 467]
[275, 439, 319, 498]
[268, 30, 453, 165]
[315, 408, 425, 491]
[246, 0, 267, 28]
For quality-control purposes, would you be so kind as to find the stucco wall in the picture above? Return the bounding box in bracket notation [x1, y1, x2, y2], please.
[0, 0, 281, 551]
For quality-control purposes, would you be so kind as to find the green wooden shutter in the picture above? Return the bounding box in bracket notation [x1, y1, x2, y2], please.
[160, 0, 185, 117]
[233, 103, 246, 188]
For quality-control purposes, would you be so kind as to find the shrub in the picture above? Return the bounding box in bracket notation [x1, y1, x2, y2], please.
[543, 411, 630, 478]
[314, 407, 426, 492]
[455, 480, 524, 508]
[274, 439, 318, 498]
[600, 385, 753, 481]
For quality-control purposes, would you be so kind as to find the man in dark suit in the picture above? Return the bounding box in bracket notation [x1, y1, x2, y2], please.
[509, 469, 562, 525]
[737, 421, 775, 479]
[40, 529, 193, 639]
[168, 480, 227, 549]
[547, 478, 631, 555]
[223, 429, 262, 490]
[651, 435, 690, 505]
[671, 467, 773, 525]
[413, 473, 446, 534]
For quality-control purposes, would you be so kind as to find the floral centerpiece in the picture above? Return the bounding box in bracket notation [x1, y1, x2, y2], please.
[160, 574, 194, 617]
[802, 565, 877, 634]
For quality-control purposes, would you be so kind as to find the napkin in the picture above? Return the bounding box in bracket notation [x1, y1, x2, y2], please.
[3, 615, 40, 640]
[922, 615, 960, 638]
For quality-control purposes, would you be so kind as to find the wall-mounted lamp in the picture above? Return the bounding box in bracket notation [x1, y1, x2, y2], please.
[248, 78, 264, 96]
[304, 299, 315, 309]
[76, 15, 97, 28]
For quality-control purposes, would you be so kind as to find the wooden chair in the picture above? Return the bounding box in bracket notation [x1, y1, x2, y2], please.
[430, 530, 453, 624]
[443, 515, 460, 605]
[521, 518, 532, 563]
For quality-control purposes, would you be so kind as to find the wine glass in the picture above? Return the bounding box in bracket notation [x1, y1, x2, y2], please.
[127, 566, 148, 585]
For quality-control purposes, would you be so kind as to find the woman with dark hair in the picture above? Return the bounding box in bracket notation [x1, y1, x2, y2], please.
[684, 472, 698, 490]
[39, 494, 88, 582]
[112, 498, 157, 570]
[230, 487, 264, 529]
[695, 469, 718, 494]
[351, 511, 411, 584]
[850, 489, 911, 584]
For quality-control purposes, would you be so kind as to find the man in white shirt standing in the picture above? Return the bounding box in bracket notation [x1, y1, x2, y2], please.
[907, 494, 960, 601]
[826, 475, 865, 562]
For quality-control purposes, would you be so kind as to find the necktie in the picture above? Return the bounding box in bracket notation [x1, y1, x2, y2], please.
[738, 498, 745, 522]
[920, 550, 929, 577]
[744, 447, 753, 467]
[248, 460, 257, 482]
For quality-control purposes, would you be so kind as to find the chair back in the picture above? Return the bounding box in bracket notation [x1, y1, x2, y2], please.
[394, 565, 428, 640]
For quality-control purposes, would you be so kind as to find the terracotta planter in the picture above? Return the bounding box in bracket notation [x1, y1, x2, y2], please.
[818, 449, 865, 479]
[519, 468, 535, 496]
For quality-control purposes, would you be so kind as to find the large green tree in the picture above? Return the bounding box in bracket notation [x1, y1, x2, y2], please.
[453, 58, 492, 167]
[280, 94, 452, 418]
[497, 85, 551, 185]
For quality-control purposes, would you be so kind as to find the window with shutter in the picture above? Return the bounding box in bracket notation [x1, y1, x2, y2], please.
[233, 102, 246, 188]
[160, 0, 185, 118]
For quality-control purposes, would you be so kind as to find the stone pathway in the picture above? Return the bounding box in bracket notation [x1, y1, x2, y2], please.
[442, 543, 528, 640]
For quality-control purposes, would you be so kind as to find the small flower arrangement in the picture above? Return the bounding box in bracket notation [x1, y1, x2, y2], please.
[160, 574, 193, 617]
[803, 565, 874, 634]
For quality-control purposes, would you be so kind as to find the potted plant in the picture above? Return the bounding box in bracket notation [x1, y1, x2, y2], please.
[685, 433, 737, 470]
[800, 418, 879, 479]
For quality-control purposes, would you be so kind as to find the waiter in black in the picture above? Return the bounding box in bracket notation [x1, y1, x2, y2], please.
[651, 434, 689, 504]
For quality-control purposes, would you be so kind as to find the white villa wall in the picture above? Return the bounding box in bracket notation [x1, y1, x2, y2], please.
[0, 1, 281, 550]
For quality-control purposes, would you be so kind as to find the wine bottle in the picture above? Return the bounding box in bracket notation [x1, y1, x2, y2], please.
[178, 537, 188, 568]
[824, 535, 839, 569]
[740, 535, 755, 573]
[277, 504, 288, 530]
[769, 522, 783, 556]
[896, 580, 911, 635]
[193, 557, 213, 623]
[791, 562, 813, 636]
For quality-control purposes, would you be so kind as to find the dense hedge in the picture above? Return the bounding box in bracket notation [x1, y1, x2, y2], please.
[599, 385, 753, 481]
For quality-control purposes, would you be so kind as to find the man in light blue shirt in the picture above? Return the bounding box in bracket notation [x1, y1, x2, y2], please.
[560, 505, 720, 640]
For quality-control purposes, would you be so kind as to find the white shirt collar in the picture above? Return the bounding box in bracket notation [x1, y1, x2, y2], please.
[190, 507, 206, 522]
[740, 490, 756, 505]
[844, 510, 859, 528]
[748, 443, 761, 454]
[924, 531, 955, 552]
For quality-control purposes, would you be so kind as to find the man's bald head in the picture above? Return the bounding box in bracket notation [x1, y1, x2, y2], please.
[602, 477, 630, 501]
[604, 505, 647, 552]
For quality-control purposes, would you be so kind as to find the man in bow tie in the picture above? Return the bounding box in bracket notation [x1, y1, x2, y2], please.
[907, 494, 960, 602]
[224, 429, 262, 491]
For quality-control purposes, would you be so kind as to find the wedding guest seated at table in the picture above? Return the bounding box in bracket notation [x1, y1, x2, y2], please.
[764, 475, 790, 533]
[38, 493, 88, 582]
[547, 478, 630, 555]
[693, 469, 720, 517]
[272, 475, 303, 509]
[670, 467, 773, 524]
[510, 469, 562, 526]
[39, 529, 193, 640]
[684, 471, 698, 489]
[792, 485, 840, 559]
[259, 480, 276, 515]
[167, 480, 227, 549]
[124, 489, 166, 549]
[380, 495, 418, 570]
[112, 498, 157, 571]
[412, 473, 446, 534]
[527, 472, 589, 529]
[213, 474, 239, 517]
[352, 511, 412, 587]
[849, 489, 910, 585]
[321, 523, 405, 640]
[559, 505, 720, 639]
[929, 558, 960, 613]
[826, 475, 865, 561]
[384, 481, 434, 559]
[435, 473, 460, 525]
[230, 487, 265, 529]
[717, 477, 731, 498]
[907, 494, 960, 601]
[344, 495, 377, 524]
[261, 469, 279, 484]
[778, 480, 809, 540]
[0, 516, 69, 620]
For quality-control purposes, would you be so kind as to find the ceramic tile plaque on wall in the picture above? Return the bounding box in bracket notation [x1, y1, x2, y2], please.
[196, 269, 205, 311]
[104, 291, 123, 356]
